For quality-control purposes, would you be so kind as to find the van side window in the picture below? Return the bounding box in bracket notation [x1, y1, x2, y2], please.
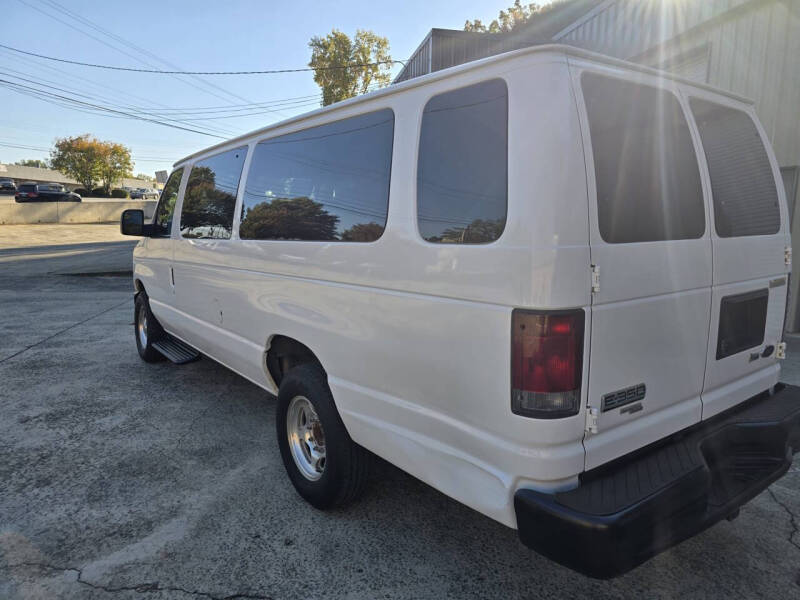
[417, 79, 508, 244]
[180, 147, 247, 239]
[582, 73, 705, 243]
[152, 167, 183, 237]
[690, 99, 780, 237]
[240, 109, 394, 242]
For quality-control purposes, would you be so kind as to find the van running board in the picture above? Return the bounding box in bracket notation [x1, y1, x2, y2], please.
[152, 335, 200, 364]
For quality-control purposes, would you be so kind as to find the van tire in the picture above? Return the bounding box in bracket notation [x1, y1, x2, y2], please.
[134, 292, 165, 363]
[276, 363, 369, 509]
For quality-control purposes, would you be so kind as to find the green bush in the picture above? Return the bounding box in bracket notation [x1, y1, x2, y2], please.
[91, 187, 109, 197]
[73, 188, 89, 196]
[110, 188, 129, 198]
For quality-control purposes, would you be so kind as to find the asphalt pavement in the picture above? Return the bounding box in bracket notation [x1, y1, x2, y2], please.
[1, 225, 799, 599]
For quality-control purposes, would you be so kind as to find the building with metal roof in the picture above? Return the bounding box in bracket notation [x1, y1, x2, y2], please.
[393, 0, 605, 83]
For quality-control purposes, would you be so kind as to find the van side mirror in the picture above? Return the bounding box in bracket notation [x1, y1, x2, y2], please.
[121, 209, 150, 236]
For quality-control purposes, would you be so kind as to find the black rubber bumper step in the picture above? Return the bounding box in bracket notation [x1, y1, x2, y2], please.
[515, 383, 800, 579]
[152, 335, 200, 364]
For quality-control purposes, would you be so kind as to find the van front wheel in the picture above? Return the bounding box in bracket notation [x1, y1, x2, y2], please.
[276, 363, 368, 509]
[134, 292, 165, 363]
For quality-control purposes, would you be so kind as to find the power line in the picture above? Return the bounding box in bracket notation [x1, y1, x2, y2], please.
[0, 141, 174, 165]
[37, 0, 258, 109]
[15, 0, 253, 110]
[0, 79, 226, 138]
[0, 43, 404, 75]
[0, 141, 50, 151]
[0, 70, 237, 137]
[0, 48, 237, 137]
[0, 63, 384, 135]
[0, 58, 379, 118]
[0, 69, 316, 142]
[110, 94, 323, 112]
[0, 52, 238, 137]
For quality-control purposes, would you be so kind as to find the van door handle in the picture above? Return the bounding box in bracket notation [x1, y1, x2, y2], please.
[170, 267, 175, 287]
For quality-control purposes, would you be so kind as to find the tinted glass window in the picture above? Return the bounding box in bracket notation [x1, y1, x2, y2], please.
[582, 73, 705, 243]
[152, 167, 183, 237]
[417, 79, 507, 244]
[690, 99, 780, 237]
[180, 147, 246, 239]
[19, 184, 36, 193]
[240, 109, 393, 242]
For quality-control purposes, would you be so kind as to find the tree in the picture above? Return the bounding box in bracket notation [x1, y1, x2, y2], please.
[98, 142, 133, 194]
[180, 166, 238, 238]
[240, 197, 339, 240]
[309, 29, 392, 106]
[15, 158, 49, 169]
[341, 222, 384, 242]
[464, 1, 558, 33]
[431, 218, 505, 244]
[50, 135, 133, 194]
[50, 134, 104, 192]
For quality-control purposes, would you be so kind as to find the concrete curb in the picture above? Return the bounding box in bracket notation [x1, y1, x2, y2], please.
[0, 200, 156, 225]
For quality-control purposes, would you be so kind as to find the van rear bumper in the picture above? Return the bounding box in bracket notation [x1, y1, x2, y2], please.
[514, 383, 800, 579]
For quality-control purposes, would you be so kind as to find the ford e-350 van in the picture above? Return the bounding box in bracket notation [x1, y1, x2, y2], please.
[120, 44, 800, 578]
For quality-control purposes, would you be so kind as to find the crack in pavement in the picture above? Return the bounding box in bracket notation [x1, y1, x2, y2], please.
[0, 298, 130, 365]
[768, 487, 800, 553]
[174, 403, 216, 453]
[5, 561, 272, 599]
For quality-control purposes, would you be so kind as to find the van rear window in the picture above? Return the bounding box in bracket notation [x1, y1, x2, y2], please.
[417, 79, 507, 244]
[690, 99, 780, 238]
[582, 73, 705, 244]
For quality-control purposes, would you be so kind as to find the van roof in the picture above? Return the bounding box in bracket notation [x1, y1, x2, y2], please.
[175, 43, 754, 167]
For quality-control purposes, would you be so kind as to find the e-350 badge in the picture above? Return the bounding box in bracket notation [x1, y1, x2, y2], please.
[602, 383, 646, 412]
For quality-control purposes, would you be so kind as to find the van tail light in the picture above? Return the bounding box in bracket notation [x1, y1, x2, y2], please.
[27, 192, 37, 198]
[511, 309, 585, 419]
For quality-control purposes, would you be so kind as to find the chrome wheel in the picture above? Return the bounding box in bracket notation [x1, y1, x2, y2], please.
[137, 303, 148, 348]
[286, 395, 326, 481]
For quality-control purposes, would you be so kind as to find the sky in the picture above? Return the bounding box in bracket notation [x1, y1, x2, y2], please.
[0, 0, 542, 177]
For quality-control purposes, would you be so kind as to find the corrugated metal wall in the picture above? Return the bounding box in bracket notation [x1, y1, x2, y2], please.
[394, 35, 432, 83]
[430, 34, 532, 72]
[556, 0, 752, 58]
[394, 31, 534, 83]
[556, 0, 800, 167]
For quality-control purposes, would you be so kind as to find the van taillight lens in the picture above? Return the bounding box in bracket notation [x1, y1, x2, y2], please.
[511, 309, 584, 419]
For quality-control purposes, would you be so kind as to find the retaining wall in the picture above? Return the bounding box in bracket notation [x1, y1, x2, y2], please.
[0, 200, 157, 225]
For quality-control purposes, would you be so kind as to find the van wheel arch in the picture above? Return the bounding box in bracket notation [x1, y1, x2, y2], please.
[266, 335, 325, 388]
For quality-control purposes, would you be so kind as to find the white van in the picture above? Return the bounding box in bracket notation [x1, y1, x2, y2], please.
[120, 44, 800, 578]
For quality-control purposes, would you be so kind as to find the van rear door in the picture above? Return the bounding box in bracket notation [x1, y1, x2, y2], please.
[687, 95, 791, 418]
[573, 69, 713, 470]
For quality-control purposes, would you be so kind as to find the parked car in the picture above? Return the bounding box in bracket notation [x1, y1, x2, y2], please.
[0, 177, 16, 194]
[15, 183, 81, 202]
[120, 45, 800, 579]
[130, 187, 159, 200]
